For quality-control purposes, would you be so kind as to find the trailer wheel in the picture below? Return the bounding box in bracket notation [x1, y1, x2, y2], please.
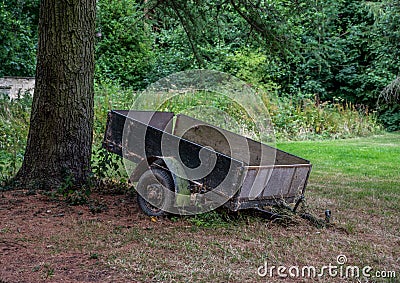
[136, 168, 174, 217]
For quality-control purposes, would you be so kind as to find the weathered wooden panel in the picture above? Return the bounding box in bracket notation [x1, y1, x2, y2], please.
[287, 166, 310, 196]
[236, 164, 311, 202]
[239, 168, 271, 200]
[116, 110, 174, 133]
[262, 167, 296, 197]
[102, 110, 174, 158]
[174, 114, 309, 166]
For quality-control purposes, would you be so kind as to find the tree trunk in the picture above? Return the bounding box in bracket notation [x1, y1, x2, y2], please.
[15, 0, 96, 189]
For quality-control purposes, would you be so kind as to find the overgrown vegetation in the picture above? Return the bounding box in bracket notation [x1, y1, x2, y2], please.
[1, 0, 399, 130]
[265, 95, 382, 140]
[378, 76, 400, 131]
[95, 0, 154, 89]
[0, 83, 383, 187]
[0, 0, 38, 77]
[0, 0, 393, 195]
[0, 93, 31, 184]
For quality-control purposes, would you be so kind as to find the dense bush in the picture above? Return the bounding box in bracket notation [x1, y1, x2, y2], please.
[93, 82, 383, 143]
[0, 0, 39, 77]
[378, 77, 400, 131]
[95, 0, 155, 89]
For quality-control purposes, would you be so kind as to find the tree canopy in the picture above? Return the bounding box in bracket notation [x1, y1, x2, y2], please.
[1, 0, 399, 130]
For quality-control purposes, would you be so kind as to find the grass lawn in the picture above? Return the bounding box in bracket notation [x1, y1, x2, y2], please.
[1, 132, 399, 282]
[278, 132, 400, 213]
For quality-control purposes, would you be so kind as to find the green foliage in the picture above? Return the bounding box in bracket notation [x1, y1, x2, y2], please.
[137, 85, 383, 141]
[221, 48, 270, 88]
[91, 146, 130, 195]
[263, 93, 383, 140]
[186, 210, 233, 228]
[91, 82, 133, 192]
[48, 169, 92, 205]
[93, 80, 137, 144]
[0, 0, 38, 76]
[146, 0, 294, 81]
[378, 77, 400, 131]
[379, 105, 400, 132]
[95, 0, 155, 89]
[329, 0, 393, 104]
[309, 0, 399, 106]
[65, 190, 90, 205]
[148, 23, 197, 80]
[0, 92, 31, 185]
[91, 147, 124, 180]
[157, 90, 258, 138]
[147, 0, 398, 125]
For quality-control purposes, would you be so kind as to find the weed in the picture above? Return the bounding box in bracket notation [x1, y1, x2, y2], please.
[186, 210, 233, 228]
[344, 221, 356, 235]
[91, 147, 123, 180]
[42, 263, 54, 279]
[65, 190, 89, 205]
[48, 170, 92, 205]
[91, 147, 130, 195]
[89, 253, 100, 260]
[263, 93, 383, 140]
[89, 199, 108, 214]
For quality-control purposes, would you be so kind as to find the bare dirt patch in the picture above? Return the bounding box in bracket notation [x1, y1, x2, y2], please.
[0, 190, 148, 282]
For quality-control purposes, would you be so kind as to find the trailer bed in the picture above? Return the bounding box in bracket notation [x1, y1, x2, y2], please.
[103, 110, 311, 214]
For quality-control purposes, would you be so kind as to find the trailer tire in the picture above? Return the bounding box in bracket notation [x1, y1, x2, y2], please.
[136, 168, 174, 217]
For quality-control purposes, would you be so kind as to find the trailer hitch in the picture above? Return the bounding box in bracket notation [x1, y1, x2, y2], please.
[252, 196, 332, 228]
[292, 195, 304, 213]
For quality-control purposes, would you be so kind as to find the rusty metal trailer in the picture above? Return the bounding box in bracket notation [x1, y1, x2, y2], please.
[103, 110, 312, 217]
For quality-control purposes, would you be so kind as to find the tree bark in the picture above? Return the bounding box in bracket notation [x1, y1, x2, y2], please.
[15, 0, 96, 189]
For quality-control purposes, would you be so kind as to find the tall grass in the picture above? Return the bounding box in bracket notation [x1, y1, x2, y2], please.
[263, 94, 383, 140]
[0, 93, 31, 182]
[93, 80, 138, 144]
[156, 90, 260, 140]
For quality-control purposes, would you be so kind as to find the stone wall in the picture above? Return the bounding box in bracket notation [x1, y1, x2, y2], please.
[0, 77, 35, 99]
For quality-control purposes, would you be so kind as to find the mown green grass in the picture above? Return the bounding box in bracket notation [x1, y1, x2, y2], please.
[277, 132, 399, 179]
[277, 132, 400, 212]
